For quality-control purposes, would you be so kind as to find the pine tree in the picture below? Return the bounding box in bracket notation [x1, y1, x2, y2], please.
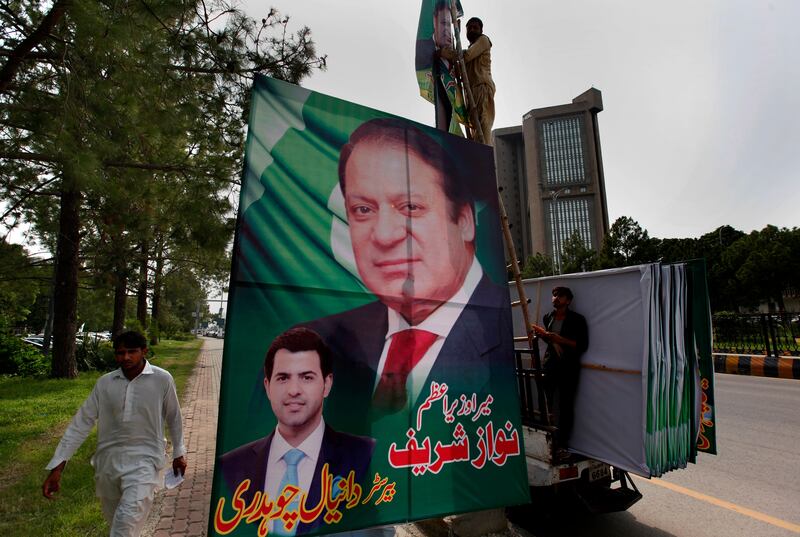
[1, 2, 325, 376]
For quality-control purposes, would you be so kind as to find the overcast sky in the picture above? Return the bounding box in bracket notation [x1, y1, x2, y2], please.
[243, 0, 799, 239]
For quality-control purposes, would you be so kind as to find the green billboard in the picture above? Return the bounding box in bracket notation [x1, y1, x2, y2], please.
[209, 75, 529, 536]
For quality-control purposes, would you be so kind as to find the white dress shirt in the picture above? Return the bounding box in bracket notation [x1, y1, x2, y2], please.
[264, 418, 326, 531]
[46, 361, 185, 491]
[264, 418, 325, 498]
[374, 257, 484, 403]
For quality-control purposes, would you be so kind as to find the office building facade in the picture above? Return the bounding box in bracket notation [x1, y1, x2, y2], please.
[494, 88, 609, 270]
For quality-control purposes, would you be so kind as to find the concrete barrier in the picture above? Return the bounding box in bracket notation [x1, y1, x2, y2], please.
[713, 354, 800, 380]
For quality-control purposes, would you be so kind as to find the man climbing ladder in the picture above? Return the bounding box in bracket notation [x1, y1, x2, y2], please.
[440, 16, 496, 145]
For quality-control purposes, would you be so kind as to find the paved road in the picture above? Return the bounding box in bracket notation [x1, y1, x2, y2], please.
[517, 374, 800, 537]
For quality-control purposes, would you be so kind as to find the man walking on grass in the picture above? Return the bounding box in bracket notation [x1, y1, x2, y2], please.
[42, 330, 186, 537]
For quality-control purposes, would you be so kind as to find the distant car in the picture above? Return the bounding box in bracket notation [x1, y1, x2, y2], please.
[22, 336, 44, 349]
[78, 331, 111, 342]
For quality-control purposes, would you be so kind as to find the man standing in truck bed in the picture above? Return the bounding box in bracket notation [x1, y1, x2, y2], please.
[533, 286, 589, 460]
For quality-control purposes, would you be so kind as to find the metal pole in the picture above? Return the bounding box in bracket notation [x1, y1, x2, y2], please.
[768, 315, 780, 358]
[761, 314, 772, 357]
[499, 192, 550, 424]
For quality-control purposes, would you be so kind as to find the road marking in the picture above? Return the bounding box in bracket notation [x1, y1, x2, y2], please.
[635, 477, 800, 533]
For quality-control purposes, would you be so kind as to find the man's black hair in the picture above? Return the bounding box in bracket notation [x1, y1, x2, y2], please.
[264, 327, 332, 380]
[338, 117, 472, 222]
[466, 17, 483, 29]
[552, 286, 573, 300]
[113, 330, 148, 350]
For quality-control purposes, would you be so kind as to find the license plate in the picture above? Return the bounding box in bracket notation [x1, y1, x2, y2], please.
[589, 464, 610, 482]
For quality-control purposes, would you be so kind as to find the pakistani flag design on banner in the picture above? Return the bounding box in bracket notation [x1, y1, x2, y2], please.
[209, 75, 529, 537]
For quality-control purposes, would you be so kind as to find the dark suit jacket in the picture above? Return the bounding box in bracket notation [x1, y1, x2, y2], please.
[543, 308, 589, 382]
[304, 273, 516, 435]
[217, 425, 375, 534]
[415, 38, 436, 71]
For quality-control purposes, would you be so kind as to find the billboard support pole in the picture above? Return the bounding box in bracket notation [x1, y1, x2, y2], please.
[498, 191, 551, 425]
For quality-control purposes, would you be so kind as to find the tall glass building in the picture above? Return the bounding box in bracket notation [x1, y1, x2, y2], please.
[494, 88, 609, 272]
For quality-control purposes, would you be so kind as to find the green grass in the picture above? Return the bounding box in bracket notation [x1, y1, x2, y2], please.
[147, 338, 203, 396]
[0, 338, 203, 536]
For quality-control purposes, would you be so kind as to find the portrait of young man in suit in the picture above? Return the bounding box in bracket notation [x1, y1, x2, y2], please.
[217, 327, 376, 535]
[304, 117, 514, 430]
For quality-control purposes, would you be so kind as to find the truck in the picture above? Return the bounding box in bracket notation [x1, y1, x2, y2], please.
[504, 261, 715, 519]
[514, 347, 641, 516]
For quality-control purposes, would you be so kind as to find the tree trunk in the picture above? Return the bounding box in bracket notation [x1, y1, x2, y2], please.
[136, 241, 149, 329]
[51, 186, 80, 378]
[150, 244, 164, 346]
[776, 293, 786, 314]
[42, 278, 55, 355]
[111, 268, 127, 336]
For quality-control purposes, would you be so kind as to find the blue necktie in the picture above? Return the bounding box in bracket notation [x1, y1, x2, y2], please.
[274, 448, 305, 536]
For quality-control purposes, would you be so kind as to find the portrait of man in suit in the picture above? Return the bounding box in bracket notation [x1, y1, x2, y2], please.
[415, 1, 462, 132]
[217, 327, 376, 535]
[415, 0, 454, 72]
[305, 117, 514, 430]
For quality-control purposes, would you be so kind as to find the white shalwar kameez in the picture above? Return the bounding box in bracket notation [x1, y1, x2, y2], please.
[46, 361, 185, 537]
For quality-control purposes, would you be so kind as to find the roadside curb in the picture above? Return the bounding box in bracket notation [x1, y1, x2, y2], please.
[713, 354, 800, 380]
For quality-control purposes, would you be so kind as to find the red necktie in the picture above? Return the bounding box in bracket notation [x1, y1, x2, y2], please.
[373, 329, 438, 412]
